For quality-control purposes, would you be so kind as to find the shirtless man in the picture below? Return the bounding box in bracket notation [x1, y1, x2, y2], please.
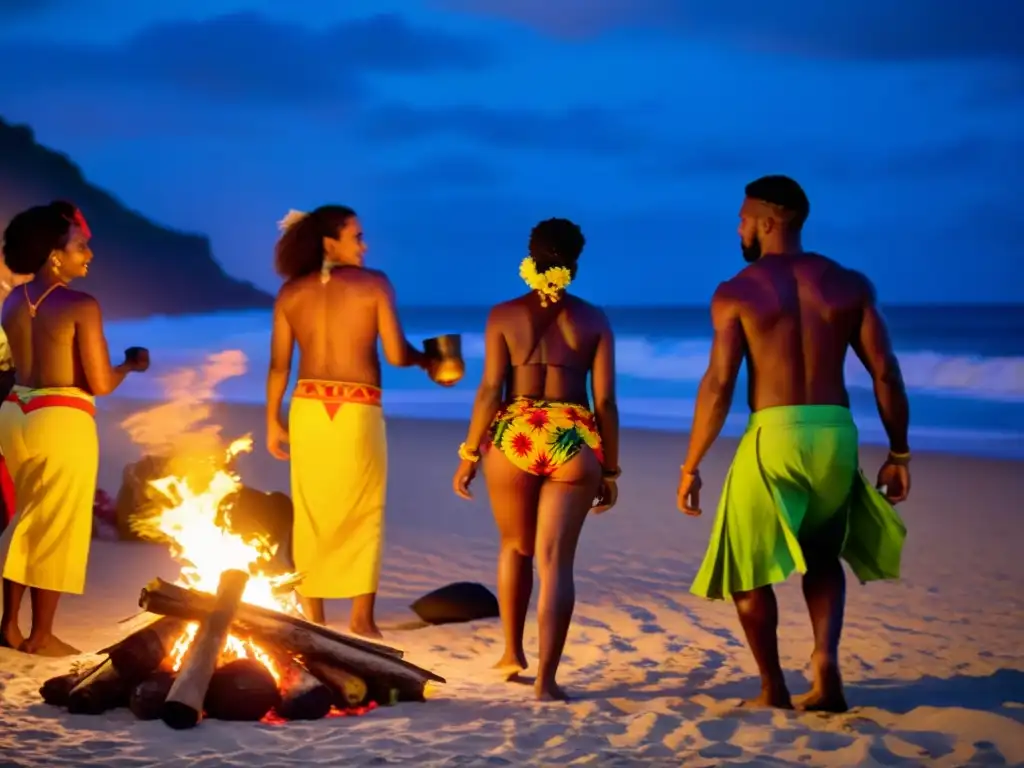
[0, 201, 149, 655]
[679, 176, 910, 711]
[266, 205, 440, 638]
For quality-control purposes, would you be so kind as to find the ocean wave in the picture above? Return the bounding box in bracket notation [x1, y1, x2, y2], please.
[444, 333, 1024, 403]
[103, 317, 1024, 404]
[98, 385, 1024, 461]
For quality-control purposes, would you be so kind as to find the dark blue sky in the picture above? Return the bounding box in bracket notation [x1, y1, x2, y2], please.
[1, 0, 1020, 305]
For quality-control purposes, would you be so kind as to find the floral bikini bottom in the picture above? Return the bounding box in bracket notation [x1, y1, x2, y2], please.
[488, 396, 604, 476]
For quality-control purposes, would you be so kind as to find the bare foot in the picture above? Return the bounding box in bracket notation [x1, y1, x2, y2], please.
[741, 681, 793, 710]
[22, 634, 80, 657]
[741, 691, 794, 709]
[535, 680, 570, 702]
[493, 652, 528, 680]
[349, 622, 383, 640]
[0, 625, 25, 651]
[793, 689, 848, 713]
[299, 597, 326, 625]
[795, 658, 848, 713]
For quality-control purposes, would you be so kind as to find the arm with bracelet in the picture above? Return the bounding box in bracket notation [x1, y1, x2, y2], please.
[851, 276, 912, 503]
[452, 309, 509, 499]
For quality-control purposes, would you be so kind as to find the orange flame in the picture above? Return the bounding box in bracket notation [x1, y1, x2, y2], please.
[124, 351, 302, 683]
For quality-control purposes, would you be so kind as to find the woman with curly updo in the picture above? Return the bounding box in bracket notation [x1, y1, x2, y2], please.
[452, 217, 620, 701]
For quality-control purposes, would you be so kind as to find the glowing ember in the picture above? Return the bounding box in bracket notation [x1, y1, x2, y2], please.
[168, 622, 282, 684]
[133, 433, 302, 682]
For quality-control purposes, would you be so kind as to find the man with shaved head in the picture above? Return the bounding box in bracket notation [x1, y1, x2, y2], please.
[678, 175, 911, 712]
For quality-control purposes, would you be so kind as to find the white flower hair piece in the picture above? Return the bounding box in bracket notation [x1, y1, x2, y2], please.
[277, 209, 308, 232]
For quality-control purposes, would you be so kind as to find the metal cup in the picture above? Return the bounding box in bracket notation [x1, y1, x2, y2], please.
[422, 334, 465, 385]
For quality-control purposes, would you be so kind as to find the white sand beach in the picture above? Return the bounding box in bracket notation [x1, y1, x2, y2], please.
[1, 402, 1023, 767]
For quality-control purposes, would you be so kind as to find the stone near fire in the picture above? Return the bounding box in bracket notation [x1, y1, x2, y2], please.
[204, 658, 280, 721]
[130, 670, 176, 720]
[113, 455, 294, 571]
[221, 486, 294, 573]
[410, 581, 500, 626]
[113, 454, 174, 542]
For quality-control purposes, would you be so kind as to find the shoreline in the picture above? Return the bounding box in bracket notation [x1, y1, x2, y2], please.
[95, 395, 1024, 470]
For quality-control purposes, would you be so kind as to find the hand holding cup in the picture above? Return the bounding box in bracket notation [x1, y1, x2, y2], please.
[422, 334, 464, 387]
[124, 346, 150, 373]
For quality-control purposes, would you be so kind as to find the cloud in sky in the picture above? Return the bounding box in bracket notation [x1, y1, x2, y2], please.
[0, 1, 1018, 304]
[353, 104, 643, 156]
[436, 0, 1024, 62]
[0, 12, 491, 106]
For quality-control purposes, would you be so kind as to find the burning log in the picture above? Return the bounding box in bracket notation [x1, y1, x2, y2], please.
[139, 578, 405, 658]
[274, 657, 333, 721]
[42, 618, 186, 713]
[304, 658, 368, 708]
[204, 658, 280, 721]
[139, 579, 445, 699]
[40, 667, 96, 708]
[161, 569, 249, 730]
[66, 659, 133, 715]
[100, 615, 190, 680]
[130, 670, 176, 720]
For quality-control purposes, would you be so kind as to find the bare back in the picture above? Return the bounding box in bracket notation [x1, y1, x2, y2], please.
[275, 267, 398, 386]
[723, 253, 870, 411]
[1, 287, 95, 390]
[495, 293, 608, 406]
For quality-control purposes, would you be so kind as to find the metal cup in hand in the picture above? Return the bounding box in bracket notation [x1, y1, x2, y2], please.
[423, 334, 465, 385]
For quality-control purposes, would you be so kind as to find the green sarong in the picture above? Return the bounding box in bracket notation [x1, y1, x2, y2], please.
[690, 405, 906, 601]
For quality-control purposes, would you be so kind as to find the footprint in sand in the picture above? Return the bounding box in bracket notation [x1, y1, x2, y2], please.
[621, 604, 663, 635]
[574, 614, 611, 630]
[605, 636, 637, 653]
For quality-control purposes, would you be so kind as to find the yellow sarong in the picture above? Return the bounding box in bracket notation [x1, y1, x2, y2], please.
[289, 380, 387, 599]
[0, 384, 98, 594]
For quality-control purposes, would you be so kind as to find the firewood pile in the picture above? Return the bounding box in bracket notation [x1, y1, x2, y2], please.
[39, 570, 445, 729]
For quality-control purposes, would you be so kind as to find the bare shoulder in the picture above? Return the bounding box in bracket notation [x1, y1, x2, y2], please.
[711, 277, 746, 311]
[567, 294, 612, 333]
[349, 268, 394, 300]
[486, 297, 520, 328]
[359, 267, 391, 287]
[846, 267, 876, 296]
[275, 274, 311, 298]
[62, 287, 102, 317]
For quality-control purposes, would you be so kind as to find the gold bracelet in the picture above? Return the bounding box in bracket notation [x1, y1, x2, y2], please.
[680, 465, 700, 476]
[458, 442, 480, 463]
[887, 449, 911, 464]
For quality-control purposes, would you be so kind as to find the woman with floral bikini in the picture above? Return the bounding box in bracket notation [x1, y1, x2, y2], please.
[452, 218, 621, 701]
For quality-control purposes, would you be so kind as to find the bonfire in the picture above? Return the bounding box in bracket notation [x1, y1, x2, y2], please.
[39, 352, 444, 728]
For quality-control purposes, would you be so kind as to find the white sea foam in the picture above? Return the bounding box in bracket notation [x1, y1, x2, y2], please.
[98, 311, 1024, 459]
[103, 312, 1024, 403]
